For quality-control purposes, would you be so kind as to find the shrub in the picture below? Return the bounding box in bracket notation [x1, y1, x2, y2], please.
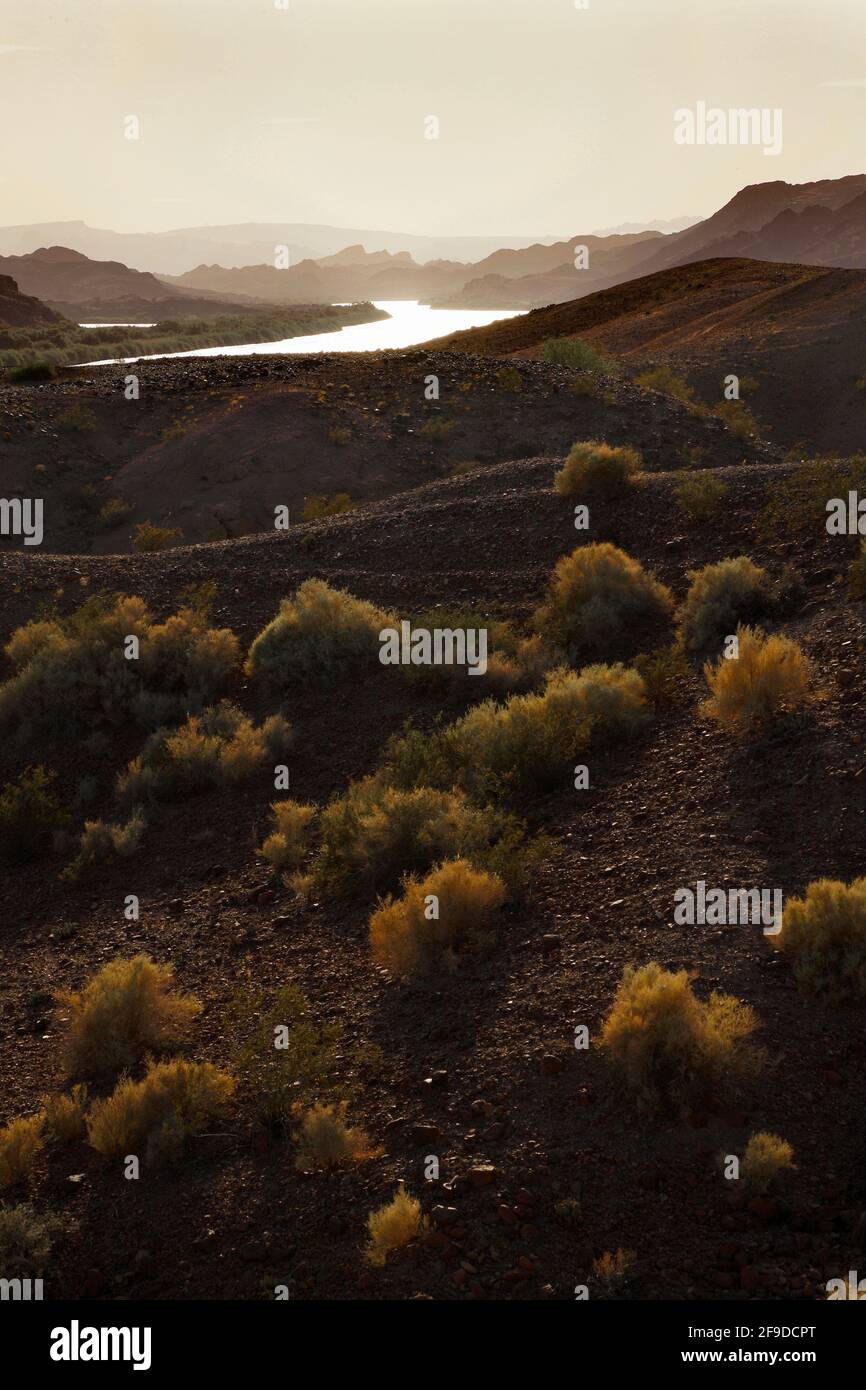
[495, 366, 523, 392]
[257, 800, 317, 873]
[848, 540, 866, 600]
[599, 963, 760, 1114]
[365, 1186, 425, 1267]
[534, 543, 674, 663]
[58, 954, 202, 1077]
[633, 643, 690, 710]
[0, 765, 68, 863]
[87, 1059, 235, 1165]
[702, 626, 813, 732]
[7, 361, 56, 382]
[714, 400, 759, 440]
[96, 497, 134, 529]
[636, 364, 696, 407]
[132, 521, 183, 552]
[370, 858, 507, 977]
[385, 664, 650, 803]
[674, 474, 728, 523]
[230, 985, 340, 1134]
[303, 492, 353, 520]
[761, 456, 866, 539]
[306, 777, 525, 897]
[61, 810, 145, 883]
[553, 441, 643, 500]
[592, 1248, 637, 1293]
[118, 703, 292, 805]
[0, 594, 238, 738]
[774, 878, 866, 1002]
[43, 1086, 89, 1143]
[246, 579, 394, 690]
[542, 338, 616, 374]
[0, 1203, 71, 1276]
[0, 1116, 45, 1189]
[740, 1132, 795, 1194]
[294, 1102, 375, 1170]
[680, 557, 775, 659]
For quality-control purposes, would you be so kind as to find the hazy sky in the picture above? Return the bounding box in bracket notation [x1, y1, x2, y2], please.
[1, 0, 864, 236]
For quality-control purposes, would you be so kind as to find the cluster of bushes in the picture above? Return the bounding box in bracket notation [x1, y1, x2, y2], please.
[117, 701, 292, 806]
[0, 594, 238, 738]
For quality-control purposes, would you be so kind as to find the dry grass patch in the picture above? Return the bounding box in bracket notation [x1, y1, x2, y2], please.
[58, 954, 202, 1078]
[370, 858, 507, 978]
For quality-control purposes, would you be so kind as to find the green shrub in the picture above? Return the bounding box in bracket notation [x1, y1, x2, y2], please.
[534, 543, 674, 663]
[246, 579, 394, 690]
[714, 400, 759, 440]
[543, 339, 616, 374]
[304, 776, 527, 897]
[680, 557, 775, 658]
[7, 361, 55, 382]
[0, 594, 238, 738]
[0, 765, 68, 863]
[58, 954, 202, 1077]
[0, 1203, 71, 1275]
[600, 962, 760, 1114]
[230, 985, 341, 1135]
[117, 703, 292, 805]
[294, 1102, 375, 1170]
[635, 364, 696, 407]
[132, 521, 183, 552]
[674, 474, 728, 523]
[774, 878, 866, 1002]
[385, 663, 650, 803]
[61, 811, 146, 883]
[554, 441, 643, 500]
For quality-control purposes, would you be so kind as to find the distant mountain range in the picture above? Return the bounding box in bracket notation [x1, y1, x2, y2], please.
[0, 246, 281, 322]
[3, 175, 866, 325]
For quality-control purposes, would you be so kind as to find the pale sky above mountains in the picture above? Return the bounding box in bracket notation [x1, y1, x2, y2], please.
[1, 0, 864, 237]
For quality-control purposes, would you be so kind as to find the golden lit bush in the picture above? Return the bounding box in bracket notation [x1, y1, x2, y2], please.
[740, 1132, 795, 1194]
[534, 543, 673, 663]
[306, 776, 525, 897]
[636, 364, 696, 406]
[61, 810, 145, 883]
[132, 520, 183, 552]
[0, 594, 238, 738]
[702, 626, 813, 732]
[592, 1248, 637, 1292]
[553, 440, 643, 500]
[599, 963, 760, 1114]
[294, 1102, 376, 1170]
[117, 702, 292, 805]
[370, 858, 507, 977]
[257, 800, 317, 873]
[246, 579, 395, 690]
[58, 954, 202, 1077]
[0, 1202, 72, 1276]
[43, 1086, 89, 1143]
[365, 1186, 426, 1267]
[680, 557, 774, 658]
[774, 878, 866, 1002]
[86, 1059, 235, 1165]
[0, 765, 69, 864]
[0, 1116, 45, 1189]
